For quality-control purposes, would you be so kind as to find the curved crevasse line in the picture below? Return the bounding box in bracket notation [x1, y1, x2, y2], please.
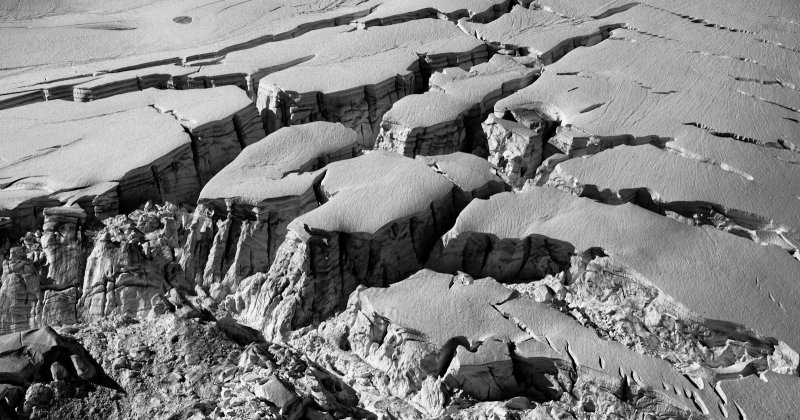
[470, 22, 624, 64]
[359, 0, 514, 29]
[591, 3, 640, 19]
[662, 143, 754, 181]
[638, 2, 756, 35]
[684, 122, 800, 153]
[545, 169, 798, 256]
[735, 88, 800, 114]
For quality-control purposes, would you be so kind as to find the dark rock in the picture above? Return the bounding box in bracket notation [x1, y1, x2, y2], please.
[24, 383, 53, 407]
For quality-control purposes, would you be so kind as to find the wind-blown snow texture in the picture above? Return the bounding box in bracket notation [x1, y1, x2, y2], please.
[0, 0, 798, 419]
